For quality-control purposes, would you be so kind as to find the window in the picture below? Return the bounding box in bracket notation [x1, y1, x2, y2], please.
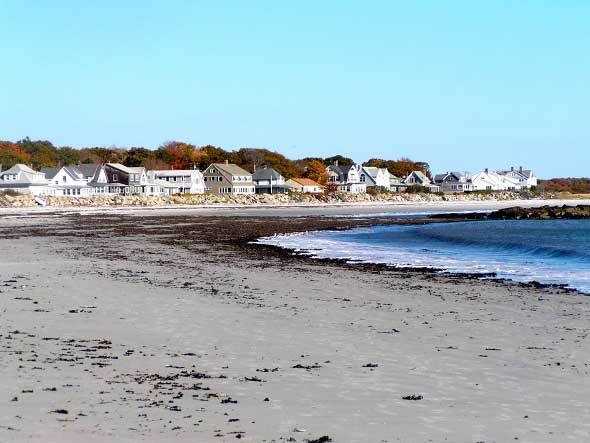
[360, 174, 365, 182]
[63, 176, 67, 183]
[113, 174, 118, 182]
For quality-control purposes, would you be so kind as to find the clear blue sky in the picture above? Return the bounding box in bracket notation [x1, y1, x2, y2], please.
[1, 1, 588, 177]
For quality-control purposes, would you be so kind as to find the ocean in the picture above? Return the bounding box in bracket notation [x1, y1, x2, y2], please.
[257, 219, 590, 294]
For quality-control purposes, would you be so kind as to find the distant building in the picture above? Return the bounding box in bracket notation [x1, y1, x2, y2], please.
[148, 169, 205, 195]
[389, 174, 407, 193]
[0, 164, 48, 195]
[103, 163, 162, 195]
[471, 169, 511, 191]
[326, 162, 366, 193]
[497, 166, 537, 189]
[41, 166, 94, 196]
[203, 161, 255, 195]
[285, 178, 324, 193]
[433, 172, 474, 193]
[252, 167, 288, 194]
[403, 171, 440, 192]
[360, 166, 391, 189]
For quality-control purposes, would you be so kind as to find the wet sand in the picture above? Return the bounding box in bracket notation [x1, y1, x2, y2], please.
[0, 212, 589, 442]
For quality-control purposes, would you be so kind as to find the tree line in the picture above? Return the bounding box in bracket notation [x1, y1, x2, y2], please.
[0, 137, 431, 184]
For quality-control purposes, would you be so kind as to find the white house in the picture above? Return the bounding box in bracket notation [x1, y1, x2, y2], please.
[41, 166, 94, 196]
[0, 164, 48, 195]
[326, 162, 366, 193]
[148, 169, 205, 195]
[285, 178, 324, 193]
[403, 170, 440, 192]
[497, 167, 537, 189]
[471, 169, 511, 191]
[361, 166, 391, 189]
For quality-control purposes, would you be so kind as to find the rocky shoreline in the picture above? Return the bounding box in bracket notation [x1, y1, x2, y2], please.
[433, 204, 590, 220]
[0, 190, 537, 208]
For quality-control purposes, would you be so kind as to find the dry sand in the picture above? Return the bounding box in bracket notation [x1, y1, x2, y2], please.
[0, 208, 589, 442]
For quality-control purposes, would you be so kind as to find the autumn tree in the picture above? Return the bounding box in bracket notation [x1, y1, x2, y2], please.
[0, 141, 31, 168]
[17, 137, 58, 169]
[303, 159, 328, 184]
[156, 141, 199, 169]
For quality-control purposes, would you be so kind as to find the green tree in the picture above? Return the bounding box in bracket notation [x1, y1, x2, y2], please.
[56, 147, 81, 165]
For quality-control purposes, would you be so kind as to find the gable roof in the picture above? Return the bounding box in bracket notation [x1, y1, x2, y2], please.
[289, 178, 322, 187]
[105, 163, 145, 174]
[1, 164, 39, 175]
[41, 167, 60, 180]
[252, 167, 282, 180]
[209, 163, 252, 177]
[76, 163, 101, 179]
[405, 170, 431, 184]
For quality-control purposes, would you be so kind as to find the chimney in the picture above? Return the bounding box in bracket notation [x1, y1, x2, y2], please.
[485, 168, 489, 174]
[334, 160, 339, 166]
[225, 159, 229, 165]
[519, 166, 523, 172]
[510, 166, 514, 171]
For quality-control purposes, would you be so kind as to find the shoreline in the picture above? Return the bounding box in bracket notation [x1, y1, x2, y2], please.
[1, 211, 589, 442]
[1, 197, 589, 218]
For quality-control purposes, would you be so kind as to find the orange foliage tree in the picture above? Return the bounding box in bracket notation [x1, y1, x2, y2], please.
[0, 141, 31, 168]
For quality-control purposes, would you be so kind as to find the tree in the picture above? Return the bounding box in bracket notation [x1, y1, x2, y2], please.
[303, 160, 328, 184]
[0, 141, 31, 168]
[17, 137, 58, 169]
[56, 147, 81, 166]
[124, 147, 153, 167]
[364, 157, 430, 179]
[324, 154, 354, 166]
[157, 141, 198, 169]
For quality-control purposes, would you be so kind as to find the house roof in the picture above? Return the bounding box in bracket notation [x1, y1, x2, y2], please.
[106, 163, 145, 174]
[405, 170, 431, 184]
[76, 163, 101, 178]
[1, 164, 39, 175]
[252, 167, 282, 180]
[41, 167, 60, 179]
[289, 178, 322, 187]
[151, 170, 198, 177]
[209, 163, 252, 176]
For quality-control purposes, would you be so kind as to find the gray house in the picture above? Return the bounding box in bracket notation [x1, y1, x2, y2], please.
[434, 172, 474, 193]
[252, 167, 288, 194]
[203, 161, 255, 195]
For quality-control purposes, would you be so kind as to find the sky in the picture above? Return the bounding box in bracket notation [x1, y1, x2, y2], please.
[0, 1, 588, 178]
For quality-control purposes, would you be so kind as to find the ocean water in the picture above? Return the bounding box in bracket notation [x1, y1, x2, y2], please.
[257, 219, 590, 294]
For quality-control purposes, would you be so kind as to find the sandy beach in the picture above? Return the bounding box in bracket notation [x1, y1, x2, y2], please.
[1, 203, 589, 442]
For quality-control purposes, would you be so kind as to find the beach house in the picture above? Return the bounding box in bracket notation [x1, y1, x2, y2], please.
[0, 164, 48, 195]
[434, 172, 474, 193]
[285, 178, 324, 193]
[103, 163, 163, 196]
[389, 174, 407, 192]
[326, 162, 366, 193]
[203, 161, 255, 195]
[147, 169, 205, 195]
[41, 165, 94, 196]
[360, 166, 391, 190]
[471, 169, 512, 191]
[252, 166, 288, 194]
[403, 170, 440, 192]
[497, 167, 537, 189]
